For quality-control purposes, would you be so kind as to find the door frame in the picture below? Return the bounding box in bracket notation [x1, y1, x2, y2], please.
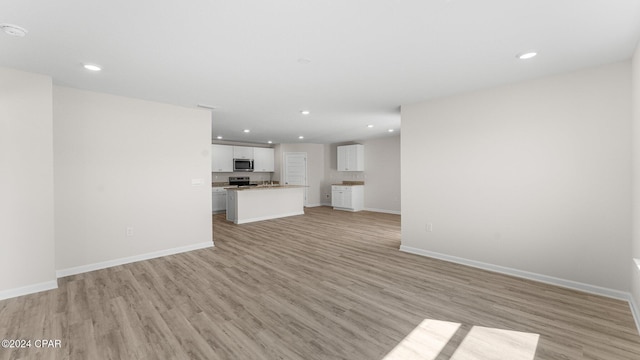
[283, 152, 308, 206]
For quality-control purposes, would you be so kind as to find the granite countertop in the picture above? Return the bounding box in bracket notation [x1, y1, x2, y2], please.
[331, 181, 365, 186]
[226, 185, 307, 191]
[212, 181, 280, 188]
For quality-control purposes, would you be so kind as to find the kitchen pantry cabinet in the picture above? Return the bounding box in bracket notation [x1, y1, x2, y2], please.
[253, 147, 275, 172]
[212, 144, 233, 172]
[337, 144, 364, 171]
[233, 146, 254, 159]
[331, 185, 364, 211]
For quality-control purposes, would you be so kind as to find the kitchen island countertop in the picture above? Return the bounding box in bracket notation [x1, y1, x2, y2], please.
[226, 185, 307, 191]
[226, 185, 306, 224]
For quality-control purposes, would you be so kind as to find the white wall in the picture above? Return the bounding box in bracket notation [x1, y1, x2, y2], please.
[401, 61, 632, 292]
[631, 42, 640, 317]
[54, 86, 213, 273]
[0, 68, 56, 298]
[362, 136, 401, 213]
[323, 137, 401, 213]
[274, 143, 325, 206]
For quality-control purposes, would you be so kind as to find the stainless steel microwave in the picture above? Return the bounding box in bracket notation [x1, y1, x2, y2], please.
[233, 158, 254, 172]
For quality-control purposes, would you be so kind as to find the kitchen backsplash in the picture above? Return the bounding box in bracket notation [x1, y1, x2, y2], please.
[211, 172, 272, 183]
[328, 171, 366, 184]
[341, 180, 365, 185]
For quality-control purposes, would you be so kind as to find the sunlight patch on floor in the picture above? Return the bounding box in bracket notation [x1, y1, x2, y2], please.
[383, 319, 460, 360]
[383, 319, 539, 360]
[450, 326, 539, 360]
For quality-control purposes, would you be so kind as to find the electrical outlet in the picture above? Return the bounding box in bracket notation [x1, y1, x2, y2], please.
[126, 226, 134, 237]
[325, 194, 330, 199]
[426, 223, 433, 232]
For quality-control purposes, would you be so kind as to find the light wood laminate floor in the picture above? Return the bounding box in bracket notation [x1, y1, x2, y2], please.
[1, 206, 639, 359]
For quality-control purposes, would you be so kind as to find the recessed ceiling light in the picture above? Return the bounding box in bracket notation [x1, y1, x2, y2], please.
[1, 24, 28, 37]
[300, 110, 310, 115]
[367, 124, 374, 128]
[517, 52, 537, 60]
[267, 141, 273, 144]
[297, 58, 311, 65]
[83, 64, 102, 71]
[388, 129, 394, 132]
[216, 136, 223, 139]
[298, 136, 304, 139]
[243, 129, 250, 133]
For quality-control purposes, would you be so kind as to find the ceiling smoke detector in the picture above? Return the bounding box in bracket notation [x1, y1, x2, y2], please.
[1, 24, 28, 37]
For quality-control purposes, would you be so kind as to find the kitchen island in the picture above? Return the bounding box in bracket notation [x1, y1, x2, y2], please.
[226, 185, 306, 224]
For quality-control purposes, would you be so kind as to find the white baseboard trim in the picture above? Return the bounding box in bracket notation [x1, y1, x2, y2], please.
[364, 207, 401, 215]
[56, 241, 214, 278]
[629, 295, 640, 335]
[332, 207, 363, 212]
[399, 245, 631, 301]
[312, 203, 400, 215]
[304, 203, 323, 208]
[0, 280, 58, 301]
[235, 211, 305, 224]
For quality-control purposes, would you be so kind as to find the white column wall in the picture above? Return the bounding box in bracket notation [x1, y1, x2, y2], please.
[631, 41, 640, 323]
[0, 67, 56, 299]
[54, 86, 212, 273]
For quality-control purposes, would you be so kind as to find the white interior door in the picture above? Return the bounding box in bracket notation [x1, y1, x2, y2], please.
[284, 152, 307, 205]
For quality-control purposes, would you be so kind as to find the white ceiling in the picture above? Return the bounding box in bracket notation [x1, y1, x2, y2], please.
[2, 0, 640, 144]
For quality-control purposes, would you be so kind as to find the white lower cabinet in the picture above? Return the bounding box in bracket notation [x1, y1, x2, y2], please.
[331, 185, 364, 211]
[226, 190, 237, 222]
[212, 187, 227, 213]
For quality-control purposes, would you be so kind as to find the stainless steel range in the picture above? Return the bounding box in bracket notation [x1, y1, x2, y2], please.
[228, 176, 256, 187]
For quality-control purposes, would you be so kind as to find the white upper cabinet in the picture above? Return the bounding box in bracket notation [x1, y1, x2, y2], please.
[212, 144, 234, 172]
[233, 146, 254, 159]
[253, 147, 275, 172]
[337, 144, 364, 171]
[213, 144, 273, 172]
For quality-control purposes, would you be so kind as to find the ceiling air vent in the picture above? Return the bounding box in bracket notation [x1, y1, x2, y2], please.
[1, 24, 28, 37]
